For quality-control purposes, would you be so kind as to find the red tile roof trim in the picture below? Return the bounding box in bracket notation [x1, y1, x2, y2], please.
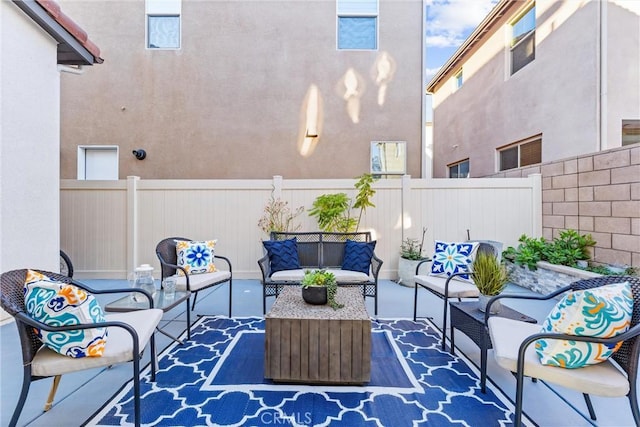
[35, 0, 103, 63]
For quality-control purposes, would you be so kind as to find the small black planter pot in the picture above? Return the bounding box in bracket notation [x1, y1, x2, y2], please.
[302, 286, 327, 305]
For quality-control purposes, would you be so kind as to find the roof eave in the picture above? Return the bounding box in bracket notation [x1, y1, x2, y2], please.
[426, 0, 511, 94]
[12, 0, 102, 65]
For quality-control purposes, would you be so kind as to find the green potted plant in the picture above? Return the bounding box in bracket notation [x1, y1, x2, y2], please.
[397, 227, 429, 287]
[308, 174, 378, 233]
[472, 251, 508, 313]
[300, 270, 344, 309]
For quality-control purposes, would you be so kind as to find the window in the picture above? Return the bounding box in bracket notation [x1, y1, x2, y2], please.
[498, 136, 541, 171]
[510, 3, 535, 75]
[337, 0, 378, 50]
[622, 120, 640, 146]
[449, 159, 469, 178]
[146, 0, 181, 49]
[454, 69, 463, 90]
[77, 146, 119, 180]
[370, 141, 406, 176]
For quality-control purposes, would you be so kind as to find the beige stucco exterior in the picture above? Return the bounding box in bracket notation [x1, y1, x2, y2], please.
[427, 0, 640, 178]
[58, 0, 425, 179]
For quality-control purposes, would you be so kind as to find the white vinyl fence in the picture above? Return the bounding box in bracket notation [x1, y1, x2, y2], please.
[60, 175, 542, 279]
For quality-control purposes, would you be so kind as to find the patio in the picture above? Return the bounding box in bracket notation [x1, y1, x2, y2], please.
[1, 278, 637, 426]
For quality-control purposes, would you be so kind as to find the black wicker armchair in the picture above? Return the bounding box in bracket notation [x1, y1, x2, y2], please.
[155, 237, 233, 315]
[483, 275, 640, 426]
[0, 269, 162, 427]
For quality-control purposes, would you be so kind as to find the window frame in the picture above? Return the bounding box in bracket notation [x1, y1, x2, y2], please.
[497, 136, 542, 172]
[622, 120, 640, 146]
[454, 69, 463, 90]
[145, 0, 182, 50]
[336, 0, 379, 51]
[448, 159, 470, 178]
[509, 3, 536, 75]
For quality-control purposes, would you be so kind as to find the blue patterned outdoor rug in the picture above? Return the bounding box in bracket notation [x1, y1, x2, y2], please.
[86, 316, 533, 426]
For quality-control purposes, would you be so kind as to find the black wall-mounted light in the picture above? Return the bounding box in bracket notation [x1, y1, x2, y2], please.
[132, 149, 146, 160]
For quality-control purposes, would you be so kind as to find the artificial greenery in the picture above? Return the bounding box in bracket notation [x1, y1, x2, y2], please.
[300, 270, 344, 310]
[503, 230, 596, 271]
[400, 227, 428, 260]
[472, 252, 508, 296]
[258, 196, 304, 235]
[308, 174, 378, 233]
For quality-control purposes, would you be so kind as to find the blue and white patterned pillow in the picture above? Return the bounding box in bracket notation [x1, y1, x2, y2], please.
[430, 240, 479, 283]
[24, 270, 108, 358]
[535, 282, 633, 368]
[176, 240, 218, 276]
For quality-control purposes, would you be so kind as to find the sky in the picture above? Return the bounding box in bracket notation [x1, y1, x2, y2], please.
[425, 0, 498, 78]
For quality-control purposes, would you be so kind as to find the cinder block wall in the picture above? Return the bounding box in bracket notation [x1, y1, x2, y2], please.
[489, 144, 640, 268]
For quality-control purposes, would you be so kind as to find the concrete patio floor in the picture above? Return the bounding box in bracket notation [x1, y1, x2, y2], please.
[1, 278, 636, 426]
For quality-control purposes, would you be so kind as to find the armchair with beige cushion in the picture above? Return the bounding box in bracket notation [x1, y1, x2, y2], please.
[483, 275, 640, 427]
[155, 237, 233, 316]
[413, 240, 502, 350]
[0, 269, 162, 427]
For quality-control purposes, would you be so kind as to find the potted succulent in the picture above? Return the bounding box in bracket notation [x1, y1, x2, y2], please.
[300, 270, 344, 309]
[472, 251, 509, 313]
[397, 227, 429, 287]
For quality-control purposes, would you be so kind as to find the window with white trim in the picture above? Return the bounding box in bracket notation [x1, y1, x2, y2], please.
[337, 0, 378, 50]
[454, 69, 463, 90]
[498, 136, 541, 171]
[146, 0, 181, 49]
[510, 3, 535, 75]
[448, 159, 469, 178]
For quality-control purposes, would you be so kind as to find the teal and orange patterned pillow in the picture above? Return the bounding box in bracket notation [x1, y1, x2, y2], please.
[535, 282, 633, 368]
[176, 240, 218, 276]
[430, 241, 479, 283]
[23, 270, 108, 358]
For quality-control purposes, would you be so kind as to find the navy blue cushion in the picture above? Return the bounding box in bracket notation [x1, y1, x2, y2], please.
[342, 239, 376, 274]
[262, 238, 301, 274]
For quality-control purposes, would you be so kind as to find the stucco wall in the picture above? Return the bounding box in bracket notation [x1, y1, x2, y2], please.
[1, 2, 62, 321]
[490, 144, 640, 268]
[57, 0, 424, 180]
[1, 2, 60, 273]
[430, 0, 640, 178]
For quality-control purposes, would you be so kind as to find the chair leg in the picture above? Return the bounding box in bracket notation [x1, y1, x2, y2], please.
[10, 366, 32, 427]
[191, 292, 198, 311]
[413, 283, 419, 321]
[514, 369, 525, 427]
[185, 297, 191, 341]
[228, 279, 233, 317]
[441, 298, 448, 351]
[133, 355, 141, 427]
[628, 388, 640, 426]
[582, 393, 596, 420]
[149, 333, 157, 382]
[43, 375, 62, 411]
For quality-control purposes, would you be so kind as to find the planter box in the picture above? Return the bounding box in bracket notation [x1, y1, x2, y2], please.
[397, 257, 430, 287]
[505, 260, 601, 295]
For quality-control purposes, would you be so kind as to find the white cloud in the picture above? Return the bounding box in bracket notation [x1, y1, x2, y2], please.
[425, 67, 441, 80]
[426, 0, 497, 48]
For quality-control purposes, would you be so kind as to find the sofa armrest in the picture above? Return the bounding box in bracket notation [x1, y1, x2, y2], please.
[371, 252, 383, 280]
[257, 254, 271, 283]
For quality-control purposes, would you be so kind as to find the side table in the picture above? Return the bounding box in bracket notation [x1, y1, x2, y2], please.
[449, 301, 536, 393]
[105, 290, 191, 344]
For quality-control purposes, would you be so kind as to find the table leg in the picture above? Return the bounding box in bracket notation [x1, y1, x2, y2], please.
[186, 298, 191, 341]
[480, 333, 488, 393]
[156, 326, 184, 345]
[450, 322, 456, 355]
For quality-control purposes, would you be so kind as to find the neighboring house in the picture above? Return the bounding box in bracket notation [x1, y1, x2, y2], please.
[427, 0, 639, 179]
[56, 0, 425, 180]
[0, 0, 102, 321]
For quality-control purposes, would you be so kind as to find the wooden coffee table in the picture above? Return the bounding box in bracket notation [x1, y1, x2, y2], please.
[264, 286, 371, 384]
